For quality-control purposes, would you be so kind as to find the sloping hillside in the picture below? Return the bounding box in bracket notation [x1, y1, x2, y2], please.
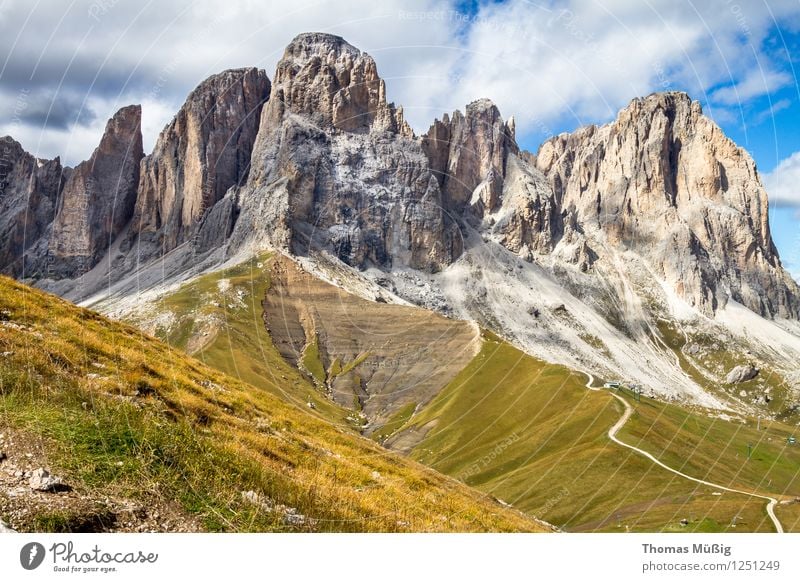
[385, 332, 800, 532]
[263, 257, 480, 431]
[119, 253, 481, 433]
[0, 276, 548, 532]
[113, 253, 800, 533]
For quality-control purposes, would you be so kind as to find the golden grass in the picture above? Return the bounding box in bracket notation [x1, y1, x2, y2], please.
[0, 276, 545, 532]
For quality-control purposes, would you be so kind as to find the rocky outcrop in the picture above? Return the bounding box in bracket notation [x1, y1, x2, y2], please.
[48, 105, 143, 278]
[0, 137, 64, 276]
[485, 154, 561, 258]
[129, 68, 270, 252]
[422, 99, 516, 214]
[534, 92, 800, 318]
[263, 32, 410, 135]
[28, 468, 65, 492]
[2, 35, 797, 327]
[232, 33, 458, 271]
[726, 364, 759, 384]
[421, 100, 560, 257]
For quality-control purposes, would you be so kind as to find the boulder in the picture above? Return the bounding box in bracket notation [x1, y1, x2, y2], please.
[28, 468, 64, 492]
[726, 364, 759, 384]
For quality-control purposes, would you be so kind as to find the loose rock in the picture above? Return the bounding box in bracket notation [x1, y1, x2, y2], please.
[726, 365, 759, 384]
[28, 468, 65, 492]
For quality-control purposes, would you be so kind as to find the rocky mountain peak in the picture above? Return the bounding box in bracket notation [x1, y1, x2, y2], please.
[129, 67, 270, 253]
[423, 97, 518, 213]
[264, 32, 409, 135]
[1, 35, 796, 326]
[535, 90, 797, 318]
[283, 32, 361, 59]
[0, 137, 64, 275]
[0, 136, 28, 161]
[97, 104, 142, 155]
[465, 97, 502, 116]
[48, 104, 143, 277]
[616, 91, 700, 124]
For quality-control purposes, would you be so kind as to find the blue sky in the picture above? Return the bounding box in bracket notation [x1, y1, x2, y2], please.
[721, 46, 800, 281]
[0, 0, 798, 277]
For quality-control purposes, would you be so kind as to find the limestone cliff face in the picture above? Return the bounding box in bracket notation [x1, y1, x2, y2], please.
[232, 33, 458, 271]
[534, 92, 799, 318]
[130, 68, 270, 252]
[263, 32, 411, 135]
[422, 99, 516, 214]
[48, 105, 143, 277]
[0, 137, 64, 275]
[486, 153, 562, 260]
[1, 34, 797, 324]
[421, 100, 559, 257]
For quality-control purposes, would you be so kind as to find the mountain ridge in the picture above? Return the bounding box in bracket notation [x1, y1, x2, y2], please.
[2, 34, 795, 322]
[1, 31, 799, 415]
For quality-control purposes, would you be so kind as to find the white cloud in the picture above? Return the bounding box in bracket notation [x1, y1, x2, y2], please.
[1, 0, 800, 164]
[764, 151, 800, 207]
[751, 97, 792, 125]
[422, 0, 800, 142]
[0, 0, 459, 163]
[711, 68, 791, 105]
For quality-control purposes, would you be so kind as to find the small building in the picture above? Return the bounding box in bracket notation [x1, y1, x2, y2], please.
[604, 381, 622, 389]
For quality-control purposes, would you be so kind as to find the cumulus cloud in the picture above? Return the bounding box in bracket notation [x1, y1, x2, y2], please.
[0, 0, 461, 163]
[711, 68, 792, 105]
[764, 152, 800, 207]
[412, 0, 800, 145]
[1, 0, 800, 164]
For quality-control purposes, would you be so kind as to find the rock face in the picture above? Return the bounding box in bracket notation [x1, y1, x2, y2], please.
[48, 105, 143, 277]
[422, 99, 516, 214]
[0, 34, 797, 328]
[231, 33, 458, 271]
[726, 364, 759, 384]
[0, 137, 64, 276]
[264, 32, 410, 135]
[534, 92, 799, 318]
[484, 154, 562, 258]
[130, 68, 270, 253]
[421, 101, 560, 258]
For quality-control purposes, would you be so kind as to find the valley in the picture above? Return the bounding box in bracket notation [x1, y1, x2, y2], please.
[106, 252, 800, 532]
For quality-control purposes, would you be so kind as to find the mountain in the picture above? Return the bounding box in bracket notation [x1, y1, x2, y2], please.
[229, 32, 457, 272]
[2, 32, 800, 532]
[535, 92, 798, 319]
[128, 67, 270, 256]
[2, 31, 799, 413]
[1, 31, 798, 410]
[107, 251, 800, 532]
[49, 104, 144, 278]
[0, 137, 64, 275]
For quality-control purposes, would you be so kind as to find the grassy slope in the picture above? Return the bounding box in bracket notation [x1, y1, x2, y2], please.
[388, 332, 786, 532]
[656, 319, 798, 419]
[105, 256, 800, 533]
[617, 389, 800, 501]
[775, 501, 800, 532]
[150, 254, 350, 426]
[0, 276, 545, 532]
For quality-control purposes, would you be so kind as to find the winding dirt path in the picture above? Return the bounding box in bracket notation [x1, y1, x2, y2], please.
[583, 372, 784, 533]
